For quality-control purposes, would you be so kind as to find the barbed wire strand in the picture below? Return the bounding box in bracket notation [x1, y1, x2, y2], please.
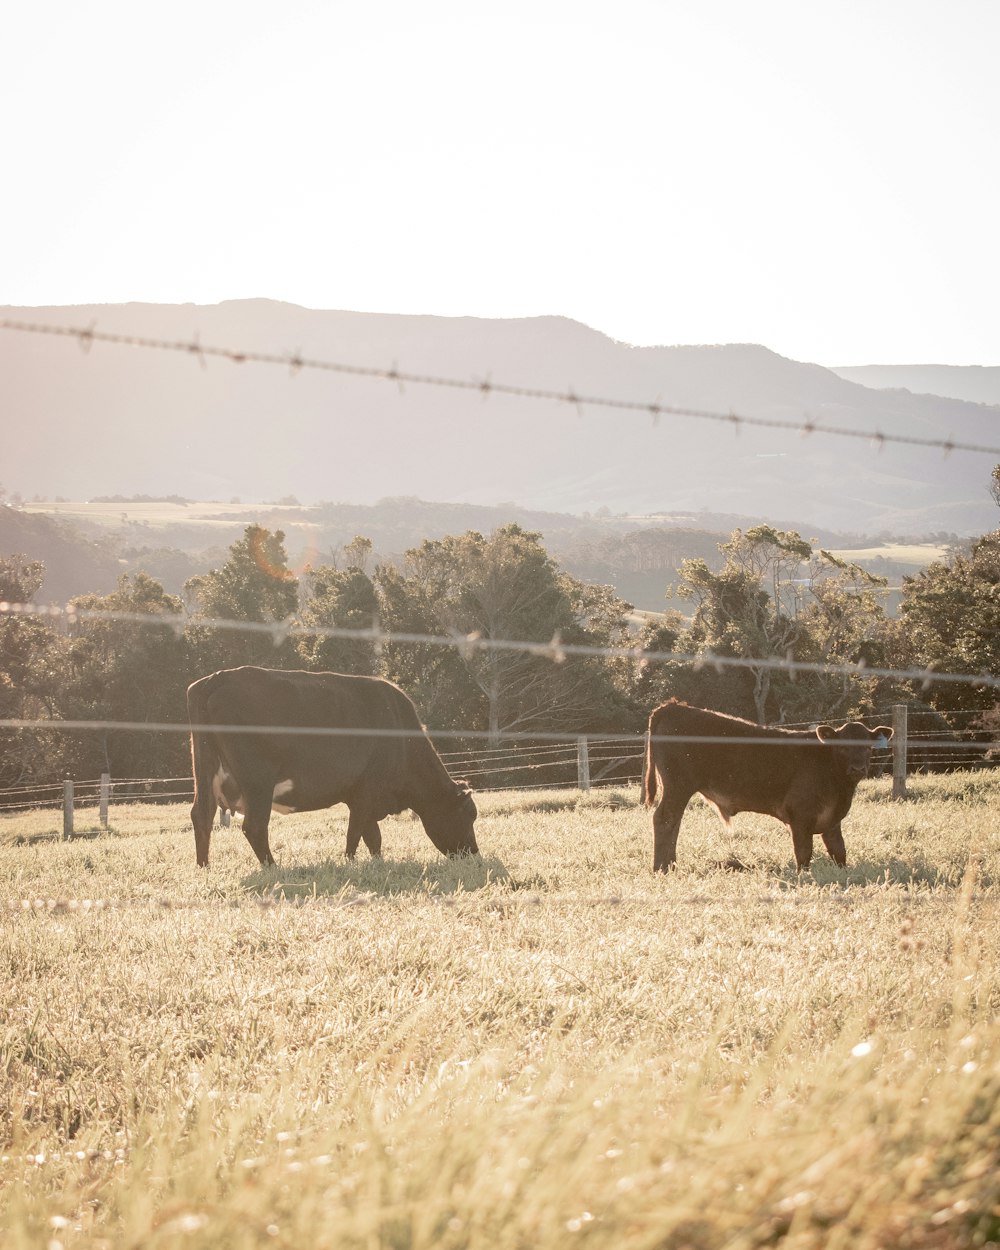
[1, 317, 997, 456]
[0, 717, 992, 761]
[2, 601, 999, 693]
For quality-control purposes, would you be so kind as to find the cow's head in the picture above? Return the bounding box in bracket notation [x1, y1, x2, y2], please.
[420, 781, 479, 856]
[815, 722, 894, 781]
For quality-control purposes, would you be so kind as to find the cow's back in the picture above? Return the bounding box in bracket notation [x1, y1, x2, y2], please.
[646, 699, 820, 811]
[194, 666, 452, 811]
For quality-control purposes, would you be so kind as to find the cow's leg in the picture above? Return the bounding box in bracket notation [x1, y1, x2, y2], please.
[821, 823, 847, 866]
[240, 784, 276, 867]
[790, 824, 814, 870]
[652, 787, 693, 872]
[346, 808, 382, 860]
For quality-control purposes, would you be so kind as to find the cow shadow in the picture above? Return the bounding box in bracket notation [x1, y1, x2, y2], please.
[822, 854, 991, 890]
[712, 853, 984, 890]
[238, 852, 511, 901]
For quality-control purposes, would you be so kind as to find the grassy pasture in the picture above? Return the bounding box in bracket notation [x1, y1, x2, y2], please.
[827, 543, 950, 566]
[1, 774, 999, 1248]
[21, 501, 313, 530]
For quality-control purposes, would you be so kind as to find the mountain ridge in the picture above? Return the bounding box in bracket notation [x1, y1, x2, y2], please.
[3, 300, 996, 535]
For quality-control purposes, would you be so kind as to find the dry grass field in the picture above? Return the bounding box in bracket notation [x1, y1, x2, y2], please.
[2, 773, 999, 1248]
[21, 500, 310, 529]
[827, 543, 951, 566]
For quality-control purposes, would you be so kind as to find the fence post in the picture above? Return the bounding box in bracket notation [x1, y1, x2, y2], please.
[99, 772, 110, 828]
[892, 703, 908, 800]
[577, 736, 591, 791]
[63, 779, 74, 839]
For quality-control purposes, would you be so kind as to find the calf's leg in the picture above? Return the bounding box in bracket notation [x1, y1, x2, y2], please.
[790, 824, 814, 870]
[652, 787, 693, 872]
[821, 824, 847, 866]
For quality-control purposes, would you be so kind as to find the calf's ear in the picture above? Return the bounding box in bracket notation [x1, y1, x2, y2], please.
[871, 726, 893, 747]
[815, 725, 837, 742]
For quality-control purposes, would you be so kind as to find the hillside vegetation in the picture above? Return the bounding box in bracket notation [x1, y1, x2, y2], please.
[2, 773, 999, 1248]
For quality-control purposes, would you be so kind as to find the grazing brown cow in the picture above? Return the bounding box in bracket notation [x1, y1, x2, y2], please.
[643, 699, 892, 871]
[188, 666, 478, 868]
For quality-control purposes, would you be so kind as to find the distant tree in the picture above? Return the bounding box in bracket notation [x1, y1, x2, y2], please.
[372, 561, 483, 733]
[772, 550, 894, 723]
[898, 529, 1000, 718]
[184, 525, 299, 672]
[0, 556, 65, 786]
[391, 525, 633, 744]
[297, 565, 379, 674]
[340, 534, 373, 573]
[645, 526, 891, 724]
[58, 573, 189, 780]
[674, 527, 812, 723]
[991, 463, 1000, 509]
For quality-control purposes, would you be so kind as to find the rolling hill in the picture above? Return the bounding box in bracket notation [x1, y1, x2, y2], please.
[3, 300, 997, 535]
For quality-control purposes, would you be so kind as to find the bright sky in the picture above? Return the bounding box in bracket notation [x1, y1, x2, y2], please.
[3, 0, 998, 366]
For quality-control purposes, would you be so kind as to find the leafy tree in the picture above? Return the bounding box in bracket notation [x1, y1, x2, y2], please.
[372, 561, 484, 734]
[58, 573, 190, 780]
[297, 564, 379, 674]
[898, 529, 1000, 717]
[391, 525, 633, 744]
[0, 556, 65, 786]
[184, 525, 299, 672]
[779, 551, 894, 723]
[649, 526, 891, 724]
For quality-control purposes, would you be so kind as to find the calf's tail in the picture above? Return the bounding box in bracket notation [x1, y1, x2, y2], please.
[643, 708, 663, 807]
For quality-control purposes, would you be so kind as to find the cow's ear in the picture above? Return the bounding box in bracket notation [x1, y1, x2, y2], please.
[815, 725, 837, 743]
[871, 726, 893, 746]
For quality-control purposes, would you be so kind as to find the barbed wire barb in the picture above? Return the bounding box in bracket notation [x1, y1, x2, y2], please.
[77, 321, 96, 354]
[188, 331, 206, 370]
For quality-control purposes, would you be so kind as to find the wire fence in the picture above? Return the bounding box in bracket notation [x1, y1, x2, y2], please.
[3, 601, 1000, 694]
[3, 316, 998, 457]
[0, 724, 994, 819]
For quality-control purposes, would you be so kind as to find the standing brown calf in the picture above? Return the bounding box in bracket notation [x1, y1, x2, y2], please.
[643, 699, 892, 871]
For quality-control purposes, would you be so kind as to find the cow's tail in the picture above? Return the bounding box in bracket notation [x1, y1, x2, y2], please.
[643, 706, 666, 807]
[187, 675, 222, 865]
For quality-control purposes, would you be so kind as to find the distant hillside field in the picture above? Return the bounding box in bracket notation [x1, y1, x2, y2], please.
[828, 543, 951, 565]
[9, 498, 958, 609]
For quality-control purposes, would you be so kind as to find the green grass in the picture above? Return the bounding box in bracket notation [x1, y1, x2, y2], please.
[2, 773, 999, 1248]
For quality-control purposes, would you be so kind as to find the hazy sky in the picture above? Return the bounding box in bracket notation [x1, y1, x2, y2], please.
[3, 0, 998, 366]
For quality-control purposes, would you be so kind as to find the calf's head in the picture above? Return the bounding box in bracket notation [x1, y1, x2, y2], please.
[420, 781, 479, 856]
[816, 721, 893, 781]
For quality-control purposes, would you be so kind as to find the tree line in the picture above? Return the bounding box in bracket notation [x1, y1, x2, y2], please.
[1, 473, 998, 790]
